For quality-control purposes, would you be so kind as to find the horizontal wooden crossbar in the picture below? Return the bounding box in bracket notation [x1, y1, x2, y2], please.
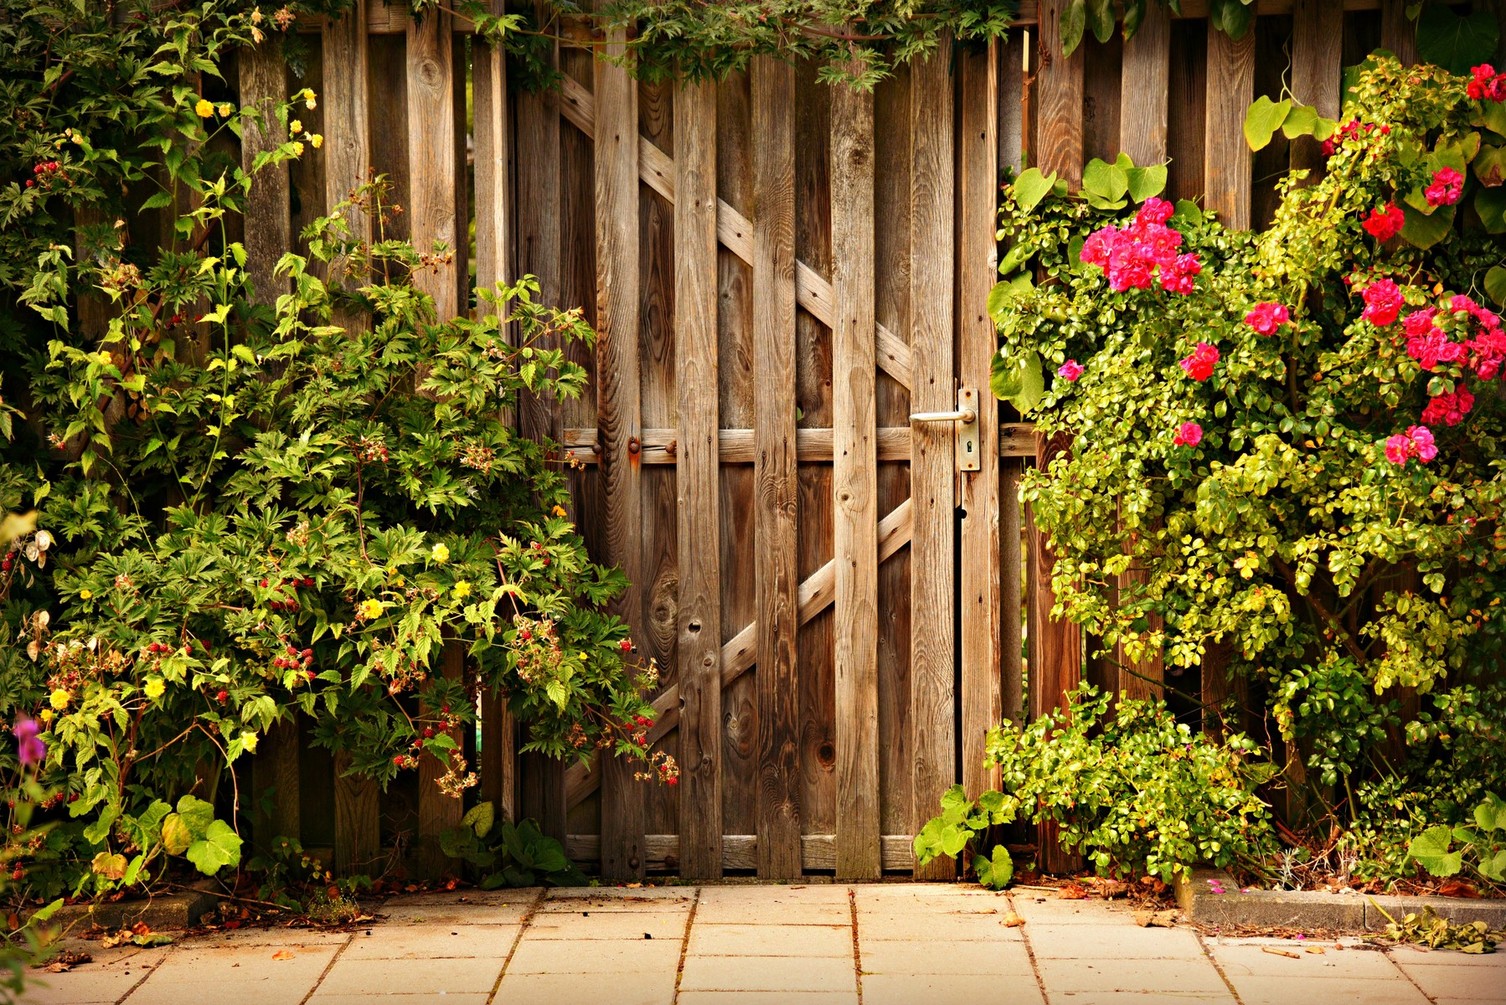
[563, 498, 915, 807]
[558, 75, 915, 392]
[558, 424, 1038, 463]
[565, 833, 917, 872]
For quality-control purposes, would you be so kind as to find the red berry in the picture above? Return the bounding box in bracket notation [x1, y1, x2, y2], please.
[302, 648, 312, 657]
[619, 639, 633, 653]
[215, 690, 228, 703]
[259, 579, 268, 588]
[392, 756, 404, 766]
[305, 670, 315, 681]
[24, 180, 33, 188]
[11, 867, 23, 881]
[422, 727, 435, 738]
[519, 629, 532, 641]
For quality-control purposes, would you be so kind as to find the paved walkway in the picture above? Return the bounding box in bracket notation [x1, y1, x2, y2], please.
[23, 883, 1503, 1004]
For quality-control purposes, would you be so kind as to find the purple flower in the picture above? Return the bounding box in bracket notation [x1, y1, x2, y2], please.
[13, 717, 44, 767]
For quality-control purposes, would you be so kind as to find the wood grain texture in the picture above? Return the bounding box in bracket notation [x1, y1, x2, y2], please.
[1379, 0, 1418, 65]
[1203, 21, 1256, 230]
[959, 44, 1003, 803]
[909, 46, 957, 881]
[516, 15, 562, 447]
[1029, 430, 1082, 874]
[1291, 0, 1344, 177]
[751, 57, 802, 880]
[333, 749, 380, 876]
[1166, 19, 1207, 204]
[250, 718, 300, 854]
[321, 0, 371, 331]
[238, 39, 291, 307]
[1119, 3, 1171, 167]
[1001, 459, 1025, 725]
[415, 645, 466, 878]
[999, 33, 1026, 174]
[674, 80, 723, 880]
[594, 28, 646, 881]
[1036, 0, 1085, 186]
[472, 0, 509, 295]
[405, 7, 460, 318]
[480, 687, 515, 824]
[830, 82, 880, 880]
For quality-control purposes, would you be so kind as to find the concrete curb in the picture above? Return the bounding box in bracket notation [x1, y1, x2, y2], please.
[1176, 868, 1506, 932]
[35, 886, 217, 933]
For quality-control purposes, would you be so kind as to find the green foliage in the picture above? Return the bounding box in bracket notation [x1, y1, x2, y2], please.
[1375, 902, 1502, 953]
[440, 801, 587, 887]
[917, 685, 1277, 885]
[988, 55, 1506, 862]
[1406, 793, 1506, 888]
[0, 0, 660, 912]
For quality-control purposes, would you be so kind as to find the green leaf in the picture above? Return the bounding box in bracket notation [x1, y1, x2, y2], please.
[463, 800, 497, 839]
[161, 813, 192, 856]
[1280, 104, 1319, 140]
[1408, 824, 1462, 877]
[940, 823, 971, 857]
[1086, 0, 1114, 43]
[997, 242, 1032, 276]
[987, 274, 1034, 324]
[1475, 145, 1506, 187]
[1477, 187, 1506, 234]
[1082, 158, 1130, 202]
[185, 819, 243, 875]
[1486, 267, 1506, 308]
[1171, 199, 1203, 226]
[1013, 168, 1059, 212]
[1399, 202, 1454, 249]
[1475, 792, 1506, 833]
[1060, 0, 1087, 57]
[1211, 0, 1254, 38]
[974, 844, 1015, 890]
[1125, 163, 1168, 202]
[175, 795, 215, 838]
[1244, 96, 1293, 151]
[991, 350, 1045, 415]
[1416, 6, 1500, 74]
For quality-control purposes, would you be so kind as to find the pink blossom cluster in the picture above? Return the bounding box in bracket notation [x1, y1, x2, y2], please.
[1172, 421, 1203, 447]
[1244, 302, 1290, 335]
[1079, 198, 1202, 294]
[1360, 279, 1405, 326]
[1384, 425, 1437, 466]
[1179, 341, 1220, 382]
[1362, 203, 1405, 241]
[1420, 386, 1474, 427]
[1467, 64, 1506, 102]
[1424, 167, 1464, 208]
[1321, 119, 1389, 157]
[1057, 359, 1085, 382]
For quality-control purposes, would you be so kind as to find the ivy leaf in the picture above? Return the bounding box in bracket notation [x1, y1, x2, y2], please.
[987, 274, 1033, 324]
[1408, 824, 1462, 877]
[974, 844, 1015, 890]
[1485, 267, 1506, 308]
[1211, 0, 1255, 38]
[1244, 96, 1292, 152]
[1474, 145, 1506, 188]
[1171, 199, 1204, 226]
[1280, 104, 1318, 140]
[1399, 202, 1454, 249]
[1477, 187, 1506, 234]
[185, 818, 243, 875]
[462, 800, 496, 839]
[1475, 792, 1506, 833]
[1013, 168, 1059, 213]
[1086, 0, 1114, 44]
[1082, 158, 1130, 202]
[1416, 6, 1500, 75]
[997, 242, 1032, 276]
[991, 350, 1045, 415]
[161, 813, 192, 856]
[175, 794, 215, 838]
[1060, 0, 1087, 57]
[1125, 163, 1168, 202]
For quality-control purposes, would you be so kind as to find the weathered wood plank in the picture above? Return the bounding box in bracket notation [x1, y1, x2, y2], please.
[333, 750, 380, 876]
[1036, 1, 1085, 186]
[250, 718, 300, 854]
[472, 0, 509, 297]
[479, 687, 516, 824]
[909, 46, 957, 882]
[959, 43, 1003, 803]
[752, 57, 803, 881]
[405, 6, 461, 317]
[1001, 459, 1025, 724]
[238, 38, 292, 307]
[321, 0, 371, 330]
[564, 833, 917, 873]
[830, 81, 880, 880]
[415, 645, 466, 877]
[1290, 0, 1344, 177]
[1203, 21, 1256, 230]
[1379, 0, 1419, 66]
[674, 80, 723, 880]
[594, 26, 646, 882]
[1119, 3, 1171, 167]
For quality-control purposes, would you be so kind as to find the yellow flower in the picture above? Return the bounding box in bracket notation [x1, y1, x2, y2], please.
[430, 543, 450, 563]
[300, 88, 317, 110]
[550, 505, 567, 518]
[309, 133, 323, 149]
[49, 689, 70, 711]
[242, 731, 259, 754]
[290, 141, 305, 157]
[452, 581, 472, 601]
[79, 589, 92, 599]
[217, 103, 233, 117]
[358, 598, 384, 621]
[38, 709, 53, 725]
[289, 119, 302, 135]
[194, 98, 215, 118]
[143, 677, 166, 700]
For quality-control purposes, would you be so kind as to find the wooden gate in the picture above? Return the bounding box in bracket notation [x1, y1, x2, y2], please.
[517, 41, 1035, 881]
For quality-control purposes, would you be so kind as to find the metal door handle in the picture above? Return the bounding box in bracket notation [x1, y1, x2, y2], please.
[908, 388, 981, 472]
[909, 408, 977, 423]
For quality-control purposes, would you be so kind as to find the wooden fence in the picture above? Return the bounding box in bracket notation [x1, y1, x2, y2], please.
[239, 0, 1426, 881]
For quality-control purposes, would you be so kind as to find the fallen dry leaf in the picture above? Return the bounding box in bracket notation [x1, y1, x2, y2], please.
[1261, 947, 1302, 959]
[1003, 912, 1026, 928]
[1305, 946, 1327, 955]
[1057, 882, 1088, 900]
[1133, 909, 1179, 928]
[271, 950, 295, 961]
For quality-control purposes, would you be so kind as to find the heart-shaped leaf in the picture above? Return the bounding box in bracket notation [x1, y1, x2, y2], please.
[1013, 168, 1059, 213]
[1244, 96, 1292, 152]
[185, 818, 243, 875]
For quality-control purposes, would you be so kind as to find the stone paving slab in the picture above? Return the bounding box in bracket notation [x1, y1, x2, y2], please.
[18, 881, 1500, 1003]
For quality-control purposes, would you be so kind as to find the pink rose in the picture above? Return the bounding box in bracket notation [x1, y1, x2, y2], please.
[1361, 204, 1405, 241]
[1360, 279, 1404, 327]
[1179, 341, 1220, 382]
[1424, 167, 1464, 208]
[1173, 422, 1203, 447]
[1244, 302, 1291, 336]
[1057, 360, 1085, 382]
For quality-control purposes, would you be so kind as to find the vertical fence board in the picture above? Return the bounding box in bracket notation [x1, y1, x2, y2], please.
[909, 46, 957, 881]
[1036, 1, 1085, 186]
[251, 721, 300, 854]
[473, 0, 510, 296]
[333, 750, 380, 876]
[1119, 4, 1170, 167]
[239, 39, 291, 307]
[831, 82, 880, 879]
[1203, 22, 1255, 230]
[1001, 460, 1025, 724]
[1379, 0, 1418, 66]
[595, 28, 646, 881]
[367, 35, 409, 242]
[1291, 1, 1343, 176]
[751, 57, 803, 881]
[674, 80, 723, 879]
[321, 0, 370, 331]
[959, 44, 1002, 803]
[1166, 21, 1207, 205]
[406, 8, 460, 318]
[416, 646, 466, 877]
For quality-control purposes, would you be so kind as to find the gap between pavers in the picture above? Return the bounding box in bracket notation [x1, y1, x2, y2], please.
[1218, 973, 1431, 1005]
[1033, 956, 1232, 996]
[677, 954, 859, 993]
